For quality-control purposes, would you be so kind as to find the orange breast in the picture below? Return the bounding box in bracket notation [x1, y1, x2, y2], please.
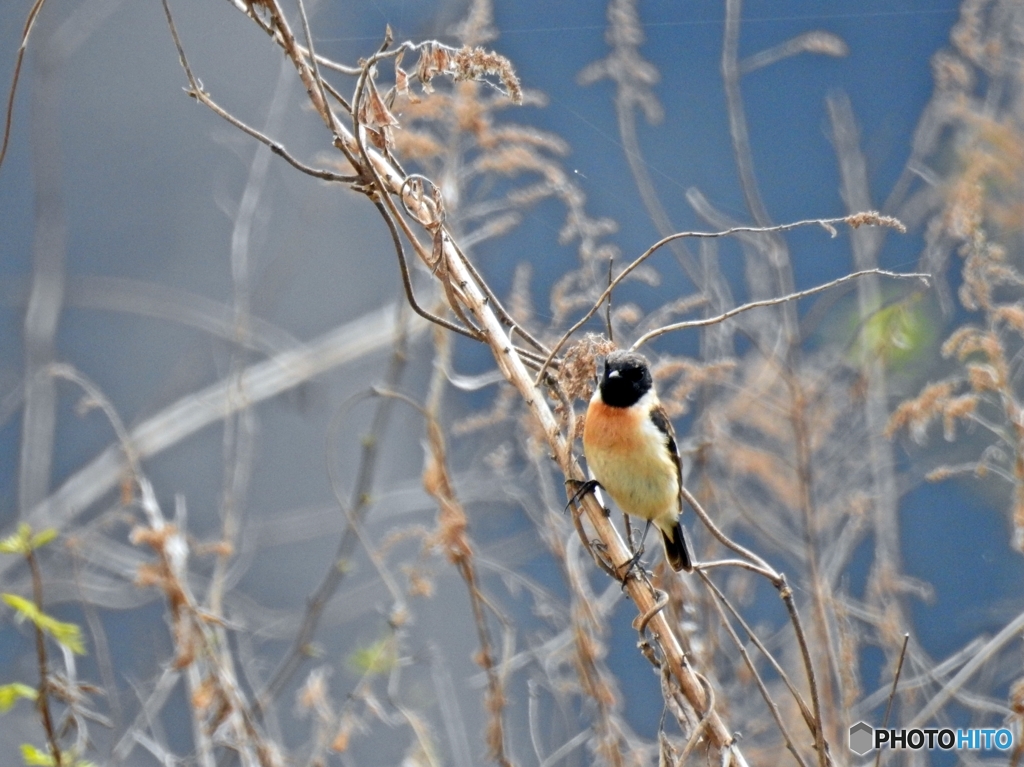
[582, 399, 679, 523]
[583, 400, 648, 453]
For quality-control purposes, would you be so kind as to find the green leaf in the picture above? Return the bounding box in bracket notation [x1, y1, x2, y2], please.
[2, 593, 39, 623]
[347, 638, 396, 676]
[29, 529, 58, 550]
[853, 295, 935, 371]
[1, 594, 86, 655]
[18, 744, 93, 767]
[20, 743, 55, 766]
[0, 683, 37, 712]
[43, 618, 85, 655]
[0, 525, 58, 555]
[0, 524, 32, 555]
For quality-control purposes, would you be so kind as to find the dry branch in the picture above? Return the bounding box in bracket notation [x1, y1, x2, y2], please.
[2, 303, 419, 581]
[153, 2, 942, 762]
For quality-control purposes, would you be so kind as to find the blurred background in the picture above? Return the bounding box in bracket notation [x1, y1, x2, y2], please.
[3, 1, 1023, 765]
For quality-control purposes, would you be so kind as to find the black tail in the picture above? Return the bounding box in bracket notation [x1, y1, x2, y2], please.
[661, 520, 694, 572]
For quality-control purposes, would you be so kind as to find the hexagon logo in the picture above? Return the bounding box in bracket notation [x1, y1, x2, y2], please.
[849, 721, 874, 755]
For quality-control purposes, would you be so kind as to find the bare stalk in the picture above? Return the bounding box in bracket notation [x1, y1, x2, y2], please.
[537, 217, 913, 381]
[785, 370, 841, 750]
[875, 634, 910, 767]
[632, 266, 926, 350]
[154, 2, 932, 762]
[423, 342, 513, 767]
[700, 570, 810, 767]
[255, 312, 410, 716]
[0, 0, 48, 173]
[25, 546, 63, 767]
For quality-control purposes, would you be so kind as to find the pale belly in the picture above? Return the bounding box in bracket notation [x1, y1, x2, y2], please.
[583, 403, 679, 525]
[587, 448, 678, 521]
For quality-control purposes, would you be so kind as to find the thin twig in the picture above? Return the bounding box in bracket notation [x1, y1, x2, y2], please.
[707, 571, 817, 727]
[779, 574, 829, 767]
[424, 333, 513, 767]
[720, 0, 806, 364]
[26, 546, 63, 767]
[0, 0, 48, 175]
[680, 485, 775, 576]
[632, 267, 929, 349]
[535, 215, 913, 382]
[255, 313, 409, 716]
[209, 56, 292, 624]
[446, 232, 550, 354]
[42, 363, 140, 477]
[6, 304, 418, 575]
[385, 190, 551, 368]
[293, 0, 332, 130]
[875, 634, 910, 767]
[539, 729, 589, 767]
[855, 636, 986, 714]
[677, 673, 717, 765]
[592, 1, 703, 285]
[632, 588, 668, 635]
[302, 46, 361, 77]
[111, 666, 179, 761]
[700, 570, 812, 767]
[348, 56, 489, 344]
[694, 557, 779, 581]
[785, 361, 841, 750]
[206, 5, 750, 758]
[605, 257, 614, 342]
[722, 0, 775, 228]
[319, 74, 353, 116]
[907, 607, 1024, 729]
[372, 199, 485, 340]
[161, 0, 356, 184]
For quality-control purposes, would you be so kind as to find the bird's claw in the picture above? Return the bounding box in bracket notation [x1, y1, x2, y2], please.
[619, 545, 647, 588]
[564, 478, 601, 513]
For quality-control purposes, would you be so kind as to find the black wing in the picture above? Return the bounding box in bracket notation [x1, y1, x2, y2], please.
[649, 404, 681, 484]
[649, 403, 694, 572]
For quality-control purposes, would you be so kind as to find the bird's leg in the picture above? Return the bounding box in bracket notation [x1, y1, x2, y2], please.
[620, 518, 652, 584]
[636, 518, 653, 551]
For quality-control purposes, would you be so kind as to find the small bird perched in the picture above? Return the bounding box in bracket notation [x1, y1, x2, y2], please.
[581, 350, 694, 572]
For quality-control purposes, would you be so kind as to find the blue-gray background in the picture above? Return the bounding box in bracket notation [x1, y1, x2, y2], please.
[2, 1, 1016, 764]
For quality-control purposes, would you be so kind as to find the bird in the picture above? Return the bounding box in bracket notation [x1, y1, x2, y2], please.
[580, 349, 694, 572]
